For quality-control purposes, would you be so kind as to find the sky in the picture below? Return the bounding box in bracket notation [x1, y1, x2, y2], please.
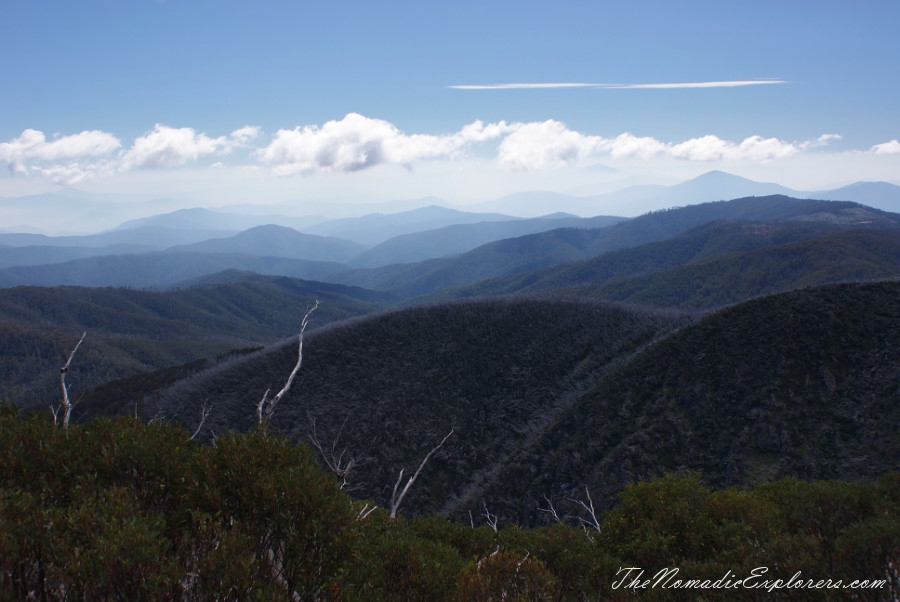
[1, 0, 899, 218]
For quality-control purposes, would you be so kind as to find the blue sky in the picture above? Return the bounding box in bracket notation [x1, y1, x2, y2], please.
[1, 0, 898, 213]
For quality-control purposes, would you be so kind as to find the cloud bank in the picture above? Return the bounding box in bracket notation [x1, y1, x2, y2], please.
[0, 114, 889, 186]
[257, 113, 513, 175]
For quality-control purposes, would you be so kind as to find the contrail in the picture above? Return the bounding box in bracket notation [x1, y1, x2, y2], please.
[450, 79, 785, 90]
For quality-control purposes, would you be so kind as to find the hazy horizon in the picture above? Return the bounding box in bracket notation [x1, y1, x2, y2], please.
[2, 1, 899, 229]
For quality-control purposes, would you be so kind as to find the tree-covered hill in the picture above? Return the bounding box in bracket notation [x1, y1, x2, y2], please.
[137, 282, 900, 528]
[165, 224, 368, 263]
[346, 214, 624, 268]
[477, 280, 900, 525]
[0, 252, 349, 289]
[147, 298, 688, 519]
[0, 275, 390, 408]
[326, 196, 900, 299]
[564, 228, 900, 310]
[419, 219, 853, 302]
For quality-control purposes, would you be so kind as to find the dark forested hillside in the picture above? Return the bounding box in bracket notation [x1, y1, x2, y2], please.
[135, 281, 900, 527]
[421, 219, 853, 302]
[0, 252, 349, 289]
[148, 298, 687, 519]
[0, 275, 390, 408]
[476, 281, 900, 525]
[566, 228, 900, 309]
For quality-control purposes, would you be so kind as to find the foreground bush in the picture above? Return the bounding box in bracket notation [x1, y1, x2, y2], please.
[0, 405, 897, 600]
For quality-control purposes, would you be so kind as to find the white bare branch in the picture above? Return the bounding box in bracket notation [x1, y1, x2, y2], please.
[388, 428, 454, 518]
[482, 500, 499, 532]
[53, 331, 85, 429]
[539, 495, 563, 525]
[257, 300, 318, 431]
[190, 402, 213, 440]
[567, 485, 602, 535]
[308, 414, 355, 488]
[356, 502, 378, 521]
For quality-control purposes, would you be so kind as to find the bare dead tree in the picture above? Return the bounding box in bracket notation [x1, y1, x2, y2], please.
[388, 428, 454, 518]
[190, 402, 213, 440]
[482, 500, 499, 532]
[256, 300, 318, 431]
[567, 485, 602, 537]
[51, 331, 85, 429]
[307, 414, 355, 488]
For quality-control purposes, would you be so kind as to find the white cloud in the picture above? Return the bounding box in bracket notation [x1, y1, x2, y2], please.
[498, 120, 607, 170]
[257, 113, 513, 175]
[120, 124, 253, 170]
[799, 133, 842, 150]
[0, 129, 121, 184]
[0, 116, 878, 191]
[668, 134, 799, 162]
[871, 139, 900, 155]
[606, 133, 668, 159]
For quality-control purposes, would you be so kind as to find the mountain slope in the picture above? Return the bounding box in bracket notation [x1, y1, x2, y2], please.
[303, 205, 517, 245]
[347, 214, 624, 268]
[570, 228, 900, 309]
[328, 196, 900, 298]
[166, 224, 368, 263]
[0, 252, 349, 289]
[421, 220, 848, 301]
[136, 281, 900, 527]
[147, 298, 687, 518]
[474, 281, 900, 525]
[0, 275, 389, 408]
[424, 224, 900, 310]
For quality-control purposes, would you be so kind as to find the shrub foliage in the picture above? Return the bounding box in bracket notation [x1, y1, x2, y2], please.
[1, 406, 897, 601]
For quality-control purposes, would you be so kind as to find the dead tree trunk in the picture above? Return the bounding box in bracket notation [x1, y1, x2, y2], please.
[52, 332, 85, 429]
[257, 300, 318, 431]
[389, 428, 453, 518]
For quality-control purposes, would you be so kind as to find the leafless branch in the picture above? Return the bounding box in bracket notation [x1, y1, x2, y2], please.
[257, 300, 318, 431]
[190, 402, 213, 440]
[567, 485, 602, 535]
[356, 502, 378, 521]
[539, 495, 563, 525]
[389, 428, 454, 518]
[482, 500, 499, 532]
[52, 332, 85, 429]
[308, 414, 355, 488]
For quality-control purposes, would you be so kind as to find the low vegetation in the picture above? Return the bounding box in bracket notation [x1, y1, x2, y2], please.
[1, 407, 897, 601]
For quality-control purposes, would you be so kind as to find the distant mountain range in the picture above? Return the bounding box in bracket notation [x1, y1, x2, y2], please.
[5, 184, 900, 527]
[2, 192, 898, 293]
[469, 171, 900, 216]
[3, 170, 899, 236]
